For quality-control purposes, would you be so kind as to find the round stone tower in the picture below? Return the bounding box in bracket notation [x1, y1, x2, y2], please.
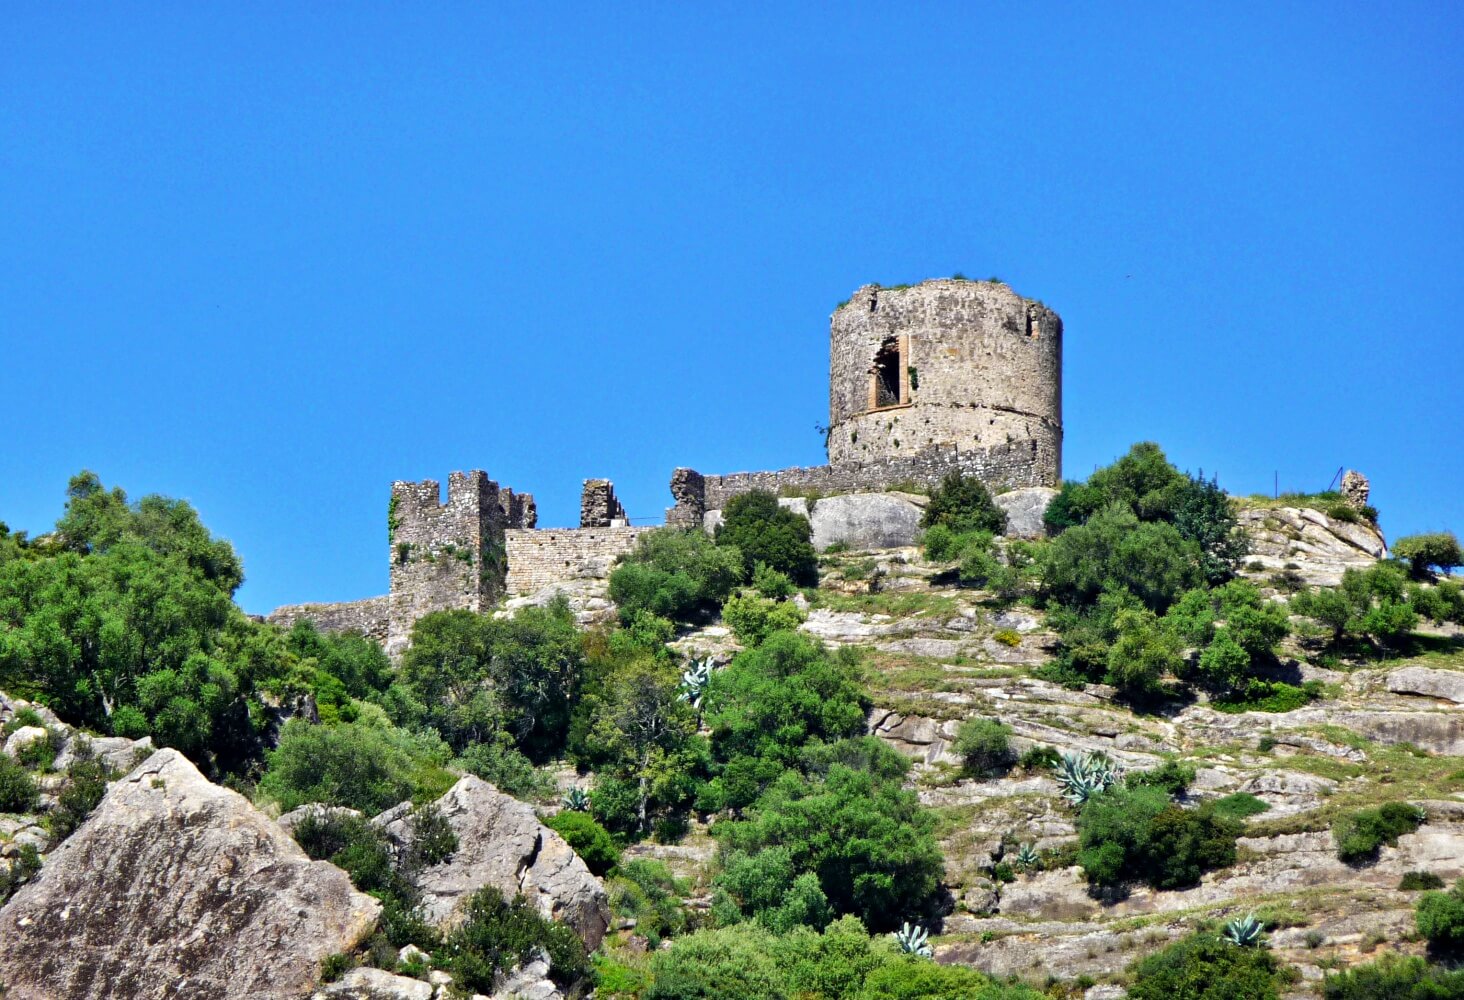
[827, 278, 1062, 485]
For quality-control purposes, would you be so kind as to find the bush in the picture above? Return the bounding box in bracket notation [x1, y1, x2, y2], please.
[920, 472, 1007, 536]
[291, 809, 412, 900]
[1039, 505, 1204, 613]
[453, 734, 556, 801]
[1417, 879, 1464, 952]
[703, 632, 868, 766]
[751, 562, 796, 600]
[0, 752, 38, 813]
[1019, 745, 1061, 770]
[722, 592, 807, 647]
[49, 744, 112, 838]
[1393, 532, 1463, 580]
[1322, 953, 1464, 998]
[715, 491, 818, 586]
[953, 717, 1012, 776]
[1400, 870, 1446, 891]
[259, 718, 455, 814]
[1106, 607, 1184, 698]
[444, 886, 592, 993]
[1333, 802, 1425, 864]
[545, 809, 621, 876]
[1211, 793, 1271, 822]
[609, 859, 689, 945]
[608, 527, 746, 624]
[0, 842, 41, 905]
[1127, 931, 1282, 1000]
[715, 763, 944, 931]
[1126, 759, 1195, 797]
[1077, 785, 1240, 890]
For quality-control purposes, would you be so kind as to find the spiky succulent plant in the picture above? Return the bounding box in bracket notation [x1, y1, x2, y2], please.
[678, 657, 713, 711]
[1055, 751, 1120, 806]
[893, 922, 933, 957]
[562, 787, 591, 812]
[1014, 842, 1040, 872]
[1223, 914, 1266, 947]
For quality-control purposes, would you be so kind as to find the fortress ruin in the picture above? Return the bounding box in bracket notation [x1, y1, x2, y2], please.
[267, 278, 1063, 648]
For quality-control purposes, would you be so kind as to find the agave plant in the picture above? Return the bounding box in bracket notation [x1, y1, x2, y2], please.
[893, 922, 933, 957]
[1223, 914, 1266, 947]
[678, 657, 713, 711]
[1055, 751, 1120, 806]
[562, 787, 591, 812]
[1014, 842, 1040, 873]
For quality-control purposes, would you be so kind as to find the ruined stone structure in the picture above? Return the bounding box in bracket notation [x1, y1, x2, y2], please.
[667, 278, 1062, 525]
[1341, 469, 1371, 511]
[269, 277, 1066, 649]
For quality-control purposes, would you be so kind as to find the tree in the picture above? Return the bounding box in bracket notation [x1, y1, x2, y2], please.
[1417, 879, 1464, 952]
[716, 490, 818, 586]
[920, 472, 1007, 536]
[1077, 785, 1239, 890]
[1393, 532, 1463, 580]
[1106, 607, 1183, 698]
[608, 527, 746, 624]
[1039, 505, 1204, 613]
[715, 763, 944, 930]
[952, 717, 1013, 776]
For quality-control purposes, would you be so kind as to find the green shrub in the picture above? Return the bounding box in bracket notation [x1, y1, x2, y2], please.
[1417, 879, 1464, 952]
[1040, 505, 1204, 613]
[444, 886, 592, 993]
[714, 763, 944, 931]
[1333, 802, 1425, 864]
[1127, 931, 1282, 1000]
[608, 527, 746, 624]
[453, 734, 556, 801]
[1106, 606, 1184, 698]
[1400, 870, 1446, 891]
[0, 753, 38, 813]
[260, 718, 454, 814]
[1394, 533, 1463, 579]
[545, 809, 620, 876]
[1019, 745, 1060, 770]
[716, 491, 818, 586]
[609, 859, 689, 945]
[291, 808, 415, 901]
[722, 592, 807, 647]
[1126, 759, 1196, 797]
[0, 842, 41, 904]
[1211, 793, 1271, 822]
[49, 743, 112, 838]
[751, 562, 796, 600]
[1214, 680, 1322, 714]
[406, 803, 457, 868]
[992, 628, 1022, 647]
[1322, 953, 1464, 998]
[920, 472, 1007, 536]
[1077, 786, 1240, 890]
[952, 717, 1012, 776]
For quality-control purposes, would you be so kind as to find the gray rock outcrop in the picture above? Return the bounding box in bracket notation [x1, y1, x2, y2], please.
[808, 492, 924, 551]
[1386, 666, 1464, 705]
[0, 748, 380, 1000]
[375, 776, 609, 948]
[995, 486, 1058, 539]
[1236, 505, 1385, 587]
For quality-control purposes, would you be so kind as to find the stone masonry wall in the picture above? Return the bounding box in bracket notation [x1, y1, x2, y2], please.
[387, 470, 508, 652]
[827, 279, 1061, 483]
[265, 596, 391, 643]
[504, 527, 648, 596]
[580, 480, 628, 528]
[666, 439, 1051, 525]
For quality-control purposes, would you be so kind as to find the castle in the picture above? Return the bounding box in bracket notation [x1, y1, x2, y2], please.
[267, 278, 1063, 651]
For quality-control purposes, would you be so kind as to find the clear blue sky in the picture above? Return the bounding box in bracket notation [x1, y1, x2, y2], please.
[2, 4, 1460, 614]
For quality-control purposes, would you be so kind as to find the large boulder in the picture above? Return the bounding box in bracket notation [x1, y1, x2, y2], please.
[375, 776, 609, 949]
[808, 492, 924, 552]
[994, 487, 1058, 539]
[1236, 505, 1385, 587]
[1387, 666, 1464, 705]
[0, 749, 379, 1000]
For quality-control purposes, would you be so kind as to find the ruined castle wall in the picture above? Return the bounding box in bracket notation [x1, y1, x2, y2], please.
[675, 439, 1050, 517]
[265, 596, 391, 643]
[387, 471, 507, 650]
[504, 527, 648, 595]
[827, 279, 1061, 484]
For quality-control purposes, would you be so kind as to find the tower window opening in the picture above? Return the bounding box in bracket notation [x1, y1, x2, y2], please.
[868, 336, 907, 410]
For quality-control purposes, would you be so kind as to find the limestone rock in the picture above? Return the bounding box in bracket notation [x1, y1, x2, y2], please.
[0, 748, 380, 1000]
[807, 492, 924, 552]
[54, 734, 154, 774]
[1, 725, 48, 759]
[376, 776, 609, 948]
[316, 968, 435, 1000]
[1387, 666, 1464, 705]
[493, 959, 563, 1000]
[995, 486, 1058, 539]
[278, 802, 363, 836]
[1236, 505, 1384, 587]
[997, 868, 1101, 921]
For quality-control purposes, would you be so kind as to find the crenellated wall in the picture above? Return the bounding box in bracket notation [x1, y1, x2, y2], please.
[265, 596, 391, 642]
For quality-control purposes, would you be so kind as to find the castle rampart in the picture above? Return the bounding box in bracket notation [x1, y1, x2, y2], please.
[504, 526, 648, 595]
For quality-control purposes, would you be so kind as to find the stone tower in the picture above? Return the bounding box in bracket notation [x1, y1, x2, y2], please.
[826, 279, 1062, 485]
[385, 470, 534, 652]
